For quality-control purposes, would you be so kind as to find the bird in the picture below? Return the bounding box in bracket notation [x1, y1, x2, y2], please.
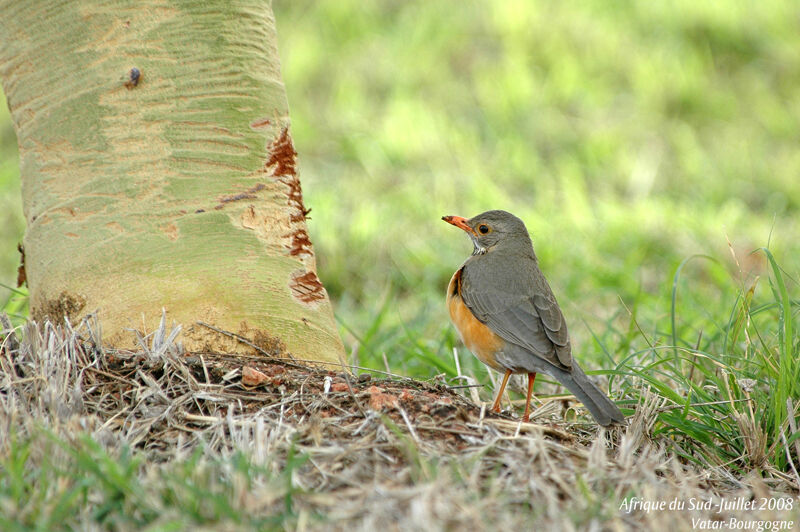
[442, 210, 625, 426]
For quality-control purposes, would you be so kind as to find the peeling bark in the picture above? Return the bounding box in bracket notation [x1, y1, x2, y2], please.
[290, 270, 326, 305]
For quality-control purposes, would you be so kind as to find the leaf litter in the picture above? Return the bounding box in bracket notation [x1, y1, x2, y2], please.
[0, 313, 797, 530]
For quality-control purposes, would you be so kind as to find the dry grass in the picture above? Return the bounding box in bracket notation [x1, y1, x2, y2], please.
[1, 314, 798, 530]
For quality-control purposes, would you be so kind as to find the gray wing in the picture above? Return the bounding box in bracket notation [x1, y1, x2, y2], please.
[460, 266, 572, 369]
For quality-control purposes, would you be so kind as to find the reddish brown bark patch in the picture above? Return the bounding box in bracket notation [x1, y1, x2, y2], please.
[265, 126, 297, 178]
[281, 173, 307, 220]
[289, 270, 325, 304]
[264, 127, 314, 257]
[286, 227, 313, 257]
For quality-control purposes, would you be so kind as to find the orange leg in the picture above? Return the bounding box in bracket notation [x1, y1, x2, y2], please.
[490, 369, 513, 413]
[522, 372, 537, 422]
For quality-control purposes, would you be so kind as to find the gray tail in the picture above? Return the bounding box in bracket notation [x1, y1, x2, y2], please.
[550, 363, 625, 426]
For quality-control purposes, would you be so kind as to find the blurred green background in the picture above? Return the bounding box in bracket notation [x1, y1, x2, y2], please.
[2, 0, 799, 377]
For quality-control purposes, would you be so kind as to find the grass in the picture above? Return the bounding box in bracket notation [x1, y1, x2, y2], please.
[584, 245, 800, 477]
[1, 0, 800, 528]
[0, 431, 305, 530]
[1, 316, 796, 530]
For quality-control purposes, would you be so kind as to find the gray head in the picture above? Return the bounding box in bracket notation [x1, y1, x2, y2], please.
[442, 210, 532, 255]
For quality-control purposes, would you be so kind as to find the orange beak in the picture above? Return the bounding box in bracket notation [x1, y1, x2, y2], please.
[442, 215, 476, 235]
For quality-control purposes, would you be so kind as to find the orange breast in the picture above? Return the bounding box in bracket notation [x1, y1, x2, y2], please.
[447, 268, 506, 372]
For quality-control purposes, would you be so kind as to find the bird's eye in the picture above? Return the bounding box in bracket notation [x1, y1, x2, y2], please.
[478, 224, 489, 234]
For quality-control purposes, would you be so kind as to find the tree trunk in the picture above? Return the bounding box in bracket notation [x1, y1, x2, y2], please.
[0, 0, 345, 363]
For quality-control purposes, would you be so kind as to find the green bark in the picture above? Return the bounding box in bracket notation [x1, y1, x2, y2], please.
[0, 0, 345, 363]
